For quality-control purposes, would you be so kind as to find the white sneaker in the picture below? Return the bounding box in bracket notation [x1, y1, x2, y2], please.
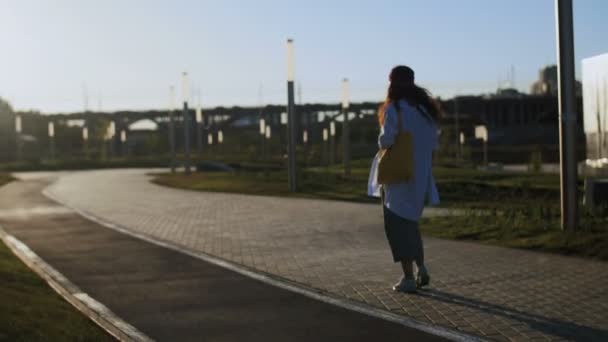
[416, 265, 430, 288]
[393, 277, 417, 293]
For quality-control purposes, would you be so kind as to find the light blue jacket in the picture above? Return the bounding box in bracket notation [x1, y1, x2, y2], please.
[368, 100, 440, 221]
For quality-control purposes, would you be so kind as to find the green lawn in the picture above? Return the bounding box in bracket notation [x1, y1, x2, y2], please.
[0, 175, 114, 341]
[420, 211, 608, 260]
[152, 161, 607, 261]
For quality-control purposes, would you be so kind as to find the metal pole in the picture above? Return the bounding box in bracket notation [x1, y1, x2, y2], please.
[83, 127, 89, 158]
[455, 97, 461, 158]
[287, 81, 297, 192]
[342, 78, 351, 176]
[169, 86, 176, 173]
[15, 115, 22, 161]
[287, 39, 297, 192]
[330, 121, 336, 165]
[555, 0, 578, 231]
[196, 91, 203, 155]
[47, 121, 55, 160]
[183, 101, 191, 175]
[182, 72, 191, 175]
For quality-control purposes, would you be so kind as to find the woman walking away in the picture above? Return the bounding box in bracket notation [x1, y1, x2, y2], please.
[368, 65, 441, 294]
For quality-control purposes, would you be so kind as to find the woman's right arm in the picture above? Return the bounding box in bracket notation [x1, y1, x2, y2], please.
[378, 105, 398, 149]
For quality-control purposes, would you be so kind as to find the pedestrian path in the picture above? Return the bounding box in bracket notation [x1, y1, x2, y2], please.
[0, 178, 449, 341]
[13, 169, 608, 341]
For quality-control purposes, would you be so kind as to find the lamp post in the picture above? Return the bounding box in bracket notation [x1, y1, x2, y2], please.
[329, 120, 336, 165]
[265, 124, 271, 156]
[107, 121, 116, 158]
[196, 94, 203, 155]
[218, 130, 223, 155]
[455, 97, 461, 158]
[342, 78, 351, 176]
[48, 121, 55, 160]
[15, 115, 22, 161]
[182, 72, 191, 175]
[555, 0, 578, 231]
[120, 130, 127, 157]
[169, 86, 176, 173]
[82, 127, 89, 157]
[475, 125, 488, 166]
[323, 128, 329, 166]
[459, 131, 465, 158]
[286, 38, 297, 192]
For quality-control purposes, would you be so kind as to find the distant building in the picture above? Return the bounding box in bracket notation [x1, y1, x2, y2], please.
[531, 65, 582, 96]
[531, 65, 558, 95]
[444, 93, 585, 163]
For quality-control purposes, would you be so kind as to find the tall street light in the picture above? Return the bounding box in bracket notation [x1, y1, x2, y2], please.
[342, 78, 351, 176]
[555, 0, 578, 230]
[323, 128, 329, 166]
[329, 120, 336, 165]
[286, 38, 297, 192]
[169, 85, 176, 173]
[196, 89, 203, 154]
[82, 126, 89, 157]
[120, 130, 127, 157]
[48, 121, 55, 160]
[15, 115, 22, 161]
[182, 72, 191, 175]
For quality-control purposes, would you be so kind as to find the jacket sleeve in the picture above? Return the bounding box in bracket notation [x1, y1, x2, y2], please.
[378, 105, 398, 149]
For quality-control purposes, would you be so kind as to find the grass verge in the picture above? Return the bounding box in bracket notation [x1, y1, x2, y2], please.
[420, 210, 608, 261]
[0, 175, 113, 341]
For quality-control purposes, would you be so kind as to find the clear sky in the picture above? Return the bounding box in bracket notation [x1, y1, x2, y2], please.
[1, 0, 607, 113]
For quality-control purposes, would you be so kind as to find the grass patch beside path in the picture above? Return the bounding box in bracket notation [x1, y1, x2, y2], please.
[152, 170, 376, 203]
[0, 175, 113, 341]
[0, 242, 114, 341]
[420, 213, 608, 261]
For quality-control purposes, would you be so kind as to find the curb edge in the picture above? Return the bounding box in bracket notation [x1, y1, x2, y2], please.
[0, 225, 153, 342]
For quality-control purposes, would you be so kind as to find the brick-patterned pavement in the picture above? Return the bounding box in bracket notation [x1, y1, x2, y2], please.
[20, 170, 608, 341]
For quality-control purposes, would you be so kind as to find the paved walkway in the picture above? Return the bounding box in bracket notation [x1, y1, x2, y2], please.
[0, 177, 447, 341]
[11, 169, 608, 341]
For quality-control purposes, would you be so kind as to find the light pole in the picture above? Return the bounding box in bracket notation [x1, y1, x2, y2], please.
[15, 115, 22, 161]
[555, 0, 578, 231]
[454, 97, 461, 158]
[106, 121, 116, 159]
[342, 78, 351, 176]
[82, 127, 89, 157]
[48, 121, 55, 160]
[265, 124, 272, 156]
[182, 72, 191, 175]
[459, 131, 465, 158]
[329, 120, 336, 165]
[260, 117, 266, 157]
[323, 128, 329, 167]
[286, 38, 297, 192]
[169, 86, 176, 173]
[196, 90, 203, 155]
[120, 130, 127, 157]
[475, 125, 488, 166]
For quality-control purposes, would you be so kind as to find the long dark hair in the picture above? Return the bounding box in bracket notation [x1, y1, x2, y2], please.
[378, 65, 441, 125]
